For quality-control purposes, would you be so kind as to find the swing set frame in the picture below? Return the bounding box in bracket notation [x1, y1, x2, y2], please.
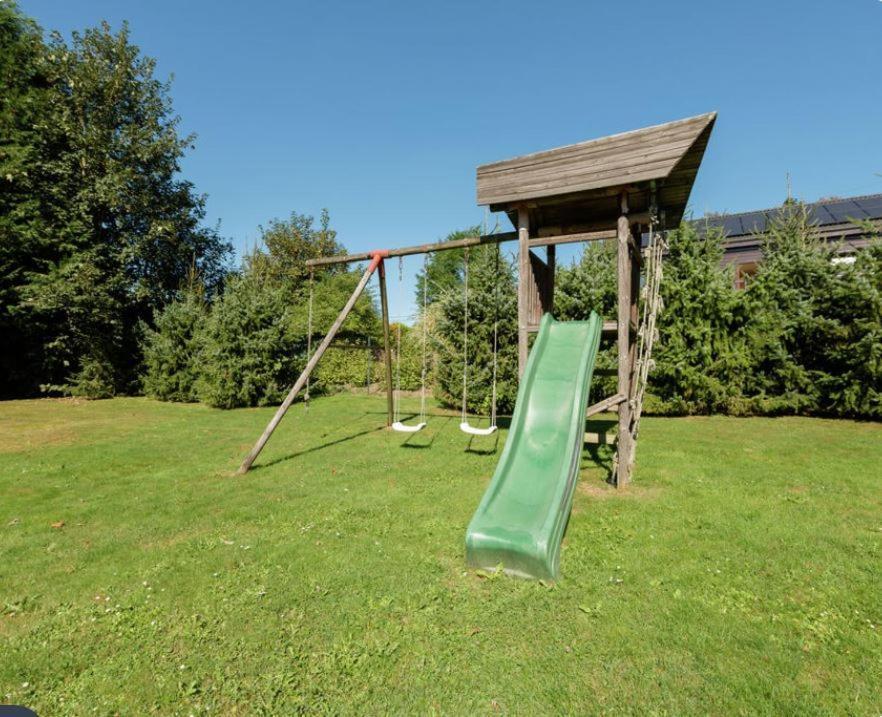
[236, 112, 717, 486]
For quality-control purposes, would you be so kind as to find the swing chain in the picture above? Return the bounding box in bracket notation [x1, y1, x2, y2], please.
[392, 254, 429, 428]
[460, 245, 499, 431]
[419, 252, 428, 424]
[305, 269, 314, 408]
[461, 248, 470, 423]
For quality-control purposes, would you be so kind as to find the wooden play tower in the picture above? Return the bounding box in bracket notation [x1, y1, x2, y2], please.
[237, 112, 717, 486]
[477, 112, 717, 485]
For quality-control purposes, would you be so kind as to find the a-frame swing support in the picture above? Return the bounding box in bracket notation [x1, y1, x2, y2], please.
[236, 251, 389, 475]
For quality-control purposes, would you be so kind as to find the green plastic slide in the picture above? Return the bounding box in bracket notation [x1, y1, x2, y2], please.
[465, 312, 602, 580]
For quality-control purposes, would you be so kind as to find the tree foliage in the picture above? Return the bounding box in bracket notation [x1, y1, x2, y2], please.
[414, 227, 479, 306]
[165, 210, 384, 408]
[433, 245, 518, 415]
[554, 206, 881, 418]
[555, 241, 619, 402]
[0, 5, 230, 398]
[651, 222, 750, 414]
[141, 278, 206, 402]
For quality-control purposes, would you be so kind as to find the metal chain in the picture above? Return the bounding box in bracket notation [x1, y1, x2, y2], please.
[305, 270, 314, 408]
[461, 248, 469, 423]
[419, 252, 428, 424]
[490, 243, 499, 427]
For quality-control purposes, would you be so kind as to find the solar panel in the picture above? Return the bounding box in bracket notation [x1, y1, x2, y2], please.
[822, 200, 857, 224]
[694, 193, 882, 237]
[854, 194, 882, 219]
[740, 211, 767, 236]
[809, 203, 834, 224]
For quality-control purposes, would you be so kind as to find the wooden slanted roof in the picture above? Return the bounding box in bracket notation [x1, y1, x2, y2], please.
[476, 112, 717, 232]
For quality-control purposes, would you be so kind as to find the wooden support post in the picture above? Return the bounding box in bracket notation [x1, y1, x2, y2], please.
[628, 226, 641, 396]
[517, 205, 530, 377]
[546, 244, 556, 313]
[236, 255, 385, 474]
[377, 259, 394, 427]
[616, 192, 633, 487]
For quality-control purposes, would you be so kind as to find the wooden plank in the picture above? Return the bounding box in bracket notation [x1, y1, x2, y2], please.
[479, 155, 688, 207]
[477, 136, 698, 192]
[237, 256, 383, 474]
[602, 320, 617, 334]
[477, 114, 714, 175]
[616, 192, 633, 487]
[517, 206, 530, 377]
[586, 393, 626, 417]
[378, 260, 394, 427]
[584, 431, 617, 445]
[476, 120, 716, 206]
[527, 250, 554, 325]
[528, 229, 617, 248]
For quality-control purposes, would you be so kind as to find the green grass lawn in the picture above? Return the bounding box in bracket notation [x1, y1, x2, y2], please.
[1, 395, 880, 715]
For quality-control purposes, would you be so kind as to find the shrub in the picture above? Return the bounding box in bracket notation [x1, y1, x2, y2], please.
[141, 287, 206, 402]
[555, 241, 618, 403]
[196, 274, 299, 409]
[651, 222, 750, 414]
[196, 266, 381, 409]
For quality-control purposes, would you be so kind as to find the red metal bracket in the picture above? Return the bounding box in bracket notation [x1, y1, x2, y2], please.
[370, 249, 390, 274]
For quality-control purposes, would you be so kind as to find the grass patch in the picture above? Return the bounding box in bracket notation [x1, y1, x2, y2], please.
[1, 395, 880, 714]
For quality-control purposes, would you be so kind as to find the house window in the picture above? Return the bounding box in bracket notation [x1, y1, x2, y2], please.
[733, 261, 758, 290]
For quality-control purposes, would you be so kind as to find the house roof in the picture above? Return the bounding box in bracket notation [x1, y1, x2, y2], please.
[476, 112, 717, 232]
[698, 193, 882, 238]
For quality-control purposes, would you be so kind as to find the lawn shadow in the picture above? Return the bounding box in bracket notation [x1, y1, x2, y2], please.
[583, 417, 617, 484]
[252, 413, 386, 470]
[399, 415, 453, 449]
[463, 430, 500, 455]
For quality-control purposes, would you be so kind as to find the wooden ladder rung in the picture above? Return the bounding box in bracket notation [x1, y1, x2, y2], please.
[600, 320, 638, 336]
[584, 431, 617, 445]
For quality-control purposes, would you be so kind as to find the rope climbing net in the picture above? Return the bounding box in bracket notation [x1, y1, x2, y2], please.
[623, 208, 666, 468]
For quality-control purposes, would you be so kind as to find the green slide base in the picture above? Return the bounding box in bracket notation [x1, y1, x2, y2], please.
[465, 313, 602, 581]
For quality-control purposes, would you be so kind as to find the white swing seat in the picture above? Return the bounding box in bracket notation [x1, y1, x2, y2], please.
[459, 421, 497, 437]
[392, 421, 426, 433]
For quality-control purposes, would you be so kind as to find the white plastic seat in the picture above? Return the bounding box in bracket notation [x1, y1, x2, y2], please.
[392, 421, 426, 433]
[459, 421, 497, 436]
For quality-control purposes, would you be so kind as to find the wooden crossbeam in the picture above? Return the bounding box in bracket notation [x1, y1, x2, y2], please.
[586, 393, 626, 418]
[305, 231, 517, 268]
[528, 229, 616, 249]
[304, 228, 617, 269]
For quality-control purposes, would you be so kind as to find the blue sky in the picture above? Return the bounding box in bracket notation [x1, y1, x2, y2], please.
[21, 0, 882, 318]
